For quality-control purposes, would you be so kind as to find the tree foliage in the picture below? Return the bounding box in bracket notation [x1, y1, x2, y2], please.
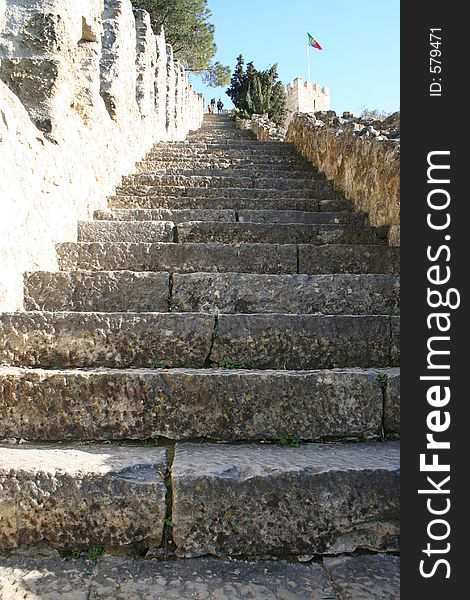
[226, 55, 287, 126]
[132, 0, 230, 87]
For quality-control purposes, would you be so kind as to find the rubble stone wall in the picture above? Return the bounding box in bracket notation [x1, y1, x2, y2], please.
[0, 0, 204, 311]
[287, 112, 400, 246]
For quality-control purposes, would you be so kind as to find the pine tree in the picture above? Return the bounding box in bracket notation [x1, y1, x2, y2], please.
[132, 0, 230, 87]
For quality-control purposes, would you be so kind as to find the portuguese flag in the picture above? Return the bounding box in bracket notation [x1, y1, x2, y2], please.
[307, 32, 323, 50]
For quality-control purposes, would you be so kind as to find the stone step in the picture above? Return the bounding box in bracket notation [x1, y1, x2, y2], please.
[171, 441, 400, 558]
[108, 194, 351, 211]
[122, 173, 334, 191]
[117, 185, 343, 201]
[0, 312, 213, 368]
[175, 222, 386, 245]
[171, 273, 399, 315]
[185, 186, 340, 199]
[23, 271, 399, 315]
[94, 208, 366, 225]
[138, 158, 311, 170]
[56, 242, 399, 274]
[77, 220, 386, 245]
[150, 141, 294, 152]
[135, 166, 319, 180]
[0, 366, 399, 441]
[0, 554, 400, 599]
[0, 444, 166, 552]
[77, 220, 175, 243]
[56, 242, 299, 274]
[299, 244, 401, 274]
[0, 312, 399, 369]
[95, 207, 237, 222]
[209, 314, 399, 370]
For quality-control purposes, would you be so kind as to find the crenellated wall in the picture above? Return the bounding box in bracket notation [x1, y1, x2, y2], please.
[0, 0, 204, 311]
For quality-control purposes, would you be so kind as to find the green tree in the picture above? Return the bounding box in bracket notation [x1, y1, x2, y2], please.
[226, 56, 287, 126]
[132, 0, 230, 87]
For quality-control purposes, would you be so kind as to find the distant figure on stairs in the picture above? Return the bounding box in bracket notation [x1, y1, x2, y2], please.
[217, 99, 224, 114]
[210, 98, 216, 113]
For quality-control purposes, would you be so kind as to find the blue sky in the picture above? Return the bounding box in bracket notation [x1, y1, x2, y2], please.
[190, 0, 400, 116]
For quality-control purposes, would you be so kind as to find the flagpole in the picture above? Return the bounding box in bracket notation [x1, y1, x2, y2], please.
[306, 36, 311, 82]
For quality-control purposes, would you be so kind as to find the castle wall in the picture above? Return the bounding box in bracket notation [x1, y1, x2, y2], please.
[0, 0, 204, 311]
[286, 77, 330, 125]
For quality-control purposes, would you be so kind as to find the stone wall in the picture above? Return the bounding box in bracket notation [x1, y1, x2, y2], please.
[0, 0, 204, 311]
[287, 112, 400, 246]
[235, 114, 286, 141]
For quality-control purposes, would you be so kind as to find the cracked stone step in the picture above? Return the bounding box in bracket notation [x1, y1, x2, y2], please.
[172, 273, 399, 315]
[0, 555, 344, 599]
[23, 271, 171, 312]
[299, 244, 400, 274]
[23, 272, 399, 314]
[77, 220, 175, 243]
[210, 314, 399, 369]
[56, 242, 298, 273]
[172, 441, 400, 558]
[0, 444, 166, 552]
[176, 222, 387, 245]
[109, 194, 350, 212]
[0, 367, 399, 442]
[122, 173, 335, 191]
[0, 312, 213, 368]
[0, 313, 399, 369]
[94, 208, 364, 225]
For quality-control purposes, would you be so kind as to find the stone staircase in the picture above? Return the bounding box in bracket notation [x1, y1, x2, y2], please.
[0, 115, 400, 566]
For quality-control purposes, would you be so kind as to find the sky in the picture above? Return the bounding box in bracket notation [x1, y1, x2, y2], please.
[190, 0, 400, 116]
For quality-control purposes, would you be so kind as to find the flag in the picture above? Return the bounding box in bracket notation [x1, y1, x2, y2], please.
[307, 32, 323, 50]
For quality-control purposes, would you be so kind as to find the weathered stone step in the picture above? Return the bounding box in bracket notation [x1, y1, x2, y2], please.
[138, 158, 311, 170]
[0, 444, 166, 551]
[151, 141, 294, 152]
[209, 314, 399, 369]
[171, 273, 399, 315]
[122, 173, 333, 191]
[0, 312, 213, 368]
[147, 148, 298, 161]
[77, 220, 175, 243]
[57, 242, 299, 273]
[136, 167, 318, 180]
[0, 366, 399, 441]
[95, 207, 237, 222]
[175, 222, 386, 245]
[78, 220, 385, 245]
[299, 244, 401, 274]
[172, 441, 400, 558]
[0, 554, 400, 599]
[24, 271, 171, 312]
[56, 242, 398, 274]
[95, 207, 365, 225]
[185, 186, 340, 199]
[108, 194, 351, 212]
[0, 312, 399, 369]
[23, 271, 399, 314]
